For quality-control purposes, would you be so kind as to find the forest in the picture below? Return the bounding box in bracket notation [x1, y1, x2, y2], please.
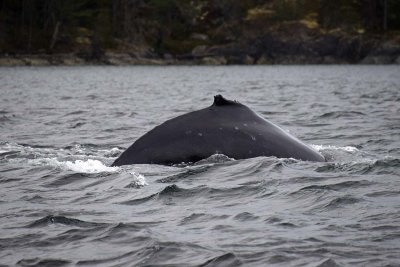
[1, 0, 399, 64]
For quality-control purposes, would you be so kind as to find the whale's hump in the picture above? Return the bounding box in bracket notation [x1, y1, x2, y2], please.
[112, 95, 326, 166]
[213, 95, 239, 106]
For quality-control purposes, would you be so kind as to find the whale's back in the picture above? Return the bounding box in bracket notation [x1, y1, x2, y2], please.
[112, 96, 325, 166]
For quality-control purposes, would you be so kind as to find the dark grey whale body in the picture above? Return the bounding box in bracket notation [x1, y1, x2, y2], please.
[112, 95, 325, 166]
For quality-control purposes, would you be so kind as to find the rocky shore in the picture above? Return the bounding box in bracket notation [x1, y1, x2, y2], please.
[1, 27, 399, 66]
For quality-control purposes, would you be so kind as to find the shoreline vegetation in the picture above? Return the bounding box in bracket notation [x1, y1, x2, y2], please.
[1, 1, 400, 66]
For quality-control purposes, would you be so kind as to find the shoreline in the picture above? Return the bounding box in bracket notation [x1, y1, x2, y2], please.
[1, 52, 399, 67]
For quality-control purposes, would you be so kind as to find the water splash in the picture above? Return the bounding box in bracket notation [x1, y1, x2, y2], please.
[127, 171, 148, 187]
[31, 158, 119, 173]
[30, 157, 149, 186]
[311, 144, 359, 152]
[311, 144, 370, 162]
[2, 142, 148, 186]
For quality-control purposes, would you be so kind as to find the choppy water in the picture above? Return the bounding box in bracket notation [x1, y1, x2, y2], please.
[1, 65, 399, 267]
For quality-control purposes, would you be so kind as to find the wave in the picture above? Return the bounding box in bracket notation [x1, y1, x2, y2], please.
[121, 182, 265, 206]
[32, 158, 148, 188]
[120, 184, 201, 205]
[179, 213, 230, 226]
[318, 111, 365, 118]
[365, 190, 400, 198]
[157, 165, 214, 183]
[160, 155, 299, 184]
[1, 142, 147, 186]
[16, 258, 71, 267]
[312, 258, 341, 267]
[320, 196, 363, 209]
[30, 158, 119, 174]
[314, 157, 399, 175]
[2, 141, 387, 165]
[312, 144, 359, 153]
[311, 144, 380, 163]
[65, 159, 115, 173]
[194, 154, 235, 165]
[2, 142, 396, 191]
[0, 142, 123, 160]
[28, 215, 105, 228]
[298, 180, 374, 192]
[165, 144, 380, 168]
[75, 240, 214, 267]
[126, 171, 148, 187]
[200, 252, 242, 266]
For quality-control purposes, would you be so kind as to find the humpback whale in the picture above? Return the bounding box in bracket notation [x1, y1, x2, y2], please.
[112, 95, 325, 166]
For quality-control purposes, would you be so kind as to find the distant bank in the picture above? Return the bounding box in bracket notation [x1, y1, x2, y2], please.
[1, 54, 399, 66]
[1, 41, 399, 66]
[1, 26, 399, 66]
[2, 1, 400, 66]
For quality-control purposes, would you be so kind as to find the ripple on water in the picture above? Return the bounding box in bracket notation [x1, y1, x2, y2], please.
[16, 258, 71, 267]
[1, 66, 399, 266]
[27, 215, 105, 228]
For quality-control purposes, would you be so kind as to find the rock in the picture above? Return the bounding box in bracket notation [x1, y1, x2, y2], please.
[190, 33, 209, 41]
[360, 40, 400, 64]
[22, 57, 50, 66]
[163, 53, 174, 60]
[134, 58, 168, 65]
[244, 55, 254, 64]
[47, 54, 85, 65]
[102, 52, 123, 65]
[361, 55, 393, 64]
[0, 57, 25, 66]
[1, 28, 399, 65]
[311, 35, 340, 57]
[103, 51, 175, 65]
[201, 56, 227, 65]
[61, 55, 85, 66]
[192, 45, 208, 57]
[256, 55, 272, 64]
[322, 56, 342, 64]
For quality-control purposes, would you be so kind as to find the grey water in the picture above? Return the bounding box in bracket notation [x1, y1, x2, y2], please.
[0, 65, 399, 267]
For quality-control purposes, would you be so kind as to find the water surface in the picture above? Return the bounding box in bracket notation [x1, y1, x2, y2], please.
[0, 65, 399, 266]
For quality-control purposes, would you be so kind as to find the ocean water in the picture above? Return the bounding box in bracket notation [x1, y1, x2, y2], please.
[0, 65, 399, 267]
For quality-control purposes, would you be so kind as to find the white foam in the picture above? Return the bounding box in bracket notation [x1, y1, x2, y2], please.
[31, 158, 119, 173]
[1, 142, 61, 157]
[311, 144, 358, 152]
[3, 142, 148, 186]
[64, 159, 119, 173]
[29, 157, 148, 186]
[71, 144, 85, 154]
[194, 153, 235, 165]
[0, 142, 23, 152]
[100, 147, 123, 157]
[129, 171, 148, 186]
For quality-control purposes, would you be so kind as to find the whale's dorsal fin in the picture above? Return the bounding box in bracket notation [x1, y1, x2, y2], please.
[213, 95, 239, 106]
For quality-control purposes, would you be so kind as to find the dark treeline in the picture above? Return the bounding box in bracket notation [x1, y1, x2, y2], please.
[1, 0, 399, 57]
